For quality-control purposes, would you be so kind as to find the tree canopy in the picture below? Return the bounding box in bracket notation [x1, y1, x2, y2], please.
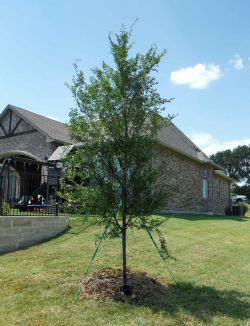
[62, 26, 173, 291]
[210, 145, 250, 183]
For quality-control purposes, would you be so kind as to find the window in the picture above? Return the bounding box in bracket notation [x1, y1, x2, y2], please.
[203, 179, 208, 199]
[218, 180, 221, 200]
[202, 170, 209, 199]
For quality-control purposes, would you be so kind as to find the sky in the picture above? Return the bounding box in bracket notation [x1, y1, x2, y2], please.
[0, 0, 250, 156]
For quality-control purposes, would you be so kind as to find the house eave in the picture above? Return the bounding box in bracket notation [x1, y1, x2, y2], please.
[213, 170, 234, 182]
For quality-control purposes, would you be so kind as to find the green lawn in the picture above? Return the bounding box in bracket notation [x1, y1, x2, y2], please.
[0, 214, 250, 326]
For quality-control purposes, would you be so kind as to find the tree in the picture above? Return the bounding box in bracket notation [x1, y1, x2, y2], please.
[210, 145, 250, 183]
[62, 27, 173, 293]
[234, 184, 250, 198]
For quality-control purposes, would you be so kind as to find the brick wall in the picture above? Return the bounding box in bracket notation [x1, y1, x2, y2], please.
[156, 146, 230, 215]
[0, 132, 54, 160]
[208, 173, 231, 214]
[0, 128, 230, 215]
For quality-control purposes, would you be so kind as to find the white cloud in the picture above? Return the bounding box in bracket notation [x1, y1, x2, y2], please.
[229, 54, 244, 70]
[189, 131, 250, 156]
[170, 63, 222, 89]
[190, 132, 216, 148]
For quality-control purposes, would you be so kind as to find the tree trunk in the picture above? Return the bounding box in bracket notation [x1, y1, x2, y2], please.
[122, 210, 127, 288]
[121, 188, 131, 294]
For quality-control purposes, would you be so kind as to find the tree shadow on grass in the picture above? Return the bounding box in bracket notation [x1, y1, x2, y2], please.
[80, 270, 250, 323]
[156, 213, 249, 222]
[49, 217, 102, 245]
[147, 281, 250, 323]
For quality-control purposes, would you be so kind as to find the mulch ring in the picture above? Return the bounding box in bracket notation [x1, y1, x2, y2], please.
[79, 268, 173, 304]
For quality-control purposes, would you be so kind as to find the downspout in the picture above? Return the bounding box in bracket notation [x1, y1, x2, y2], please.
[228, 182, 232, 214]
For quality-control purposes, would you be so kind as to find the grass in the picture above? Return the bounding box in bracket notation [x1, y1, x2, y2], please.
[0, 214, 250, 326]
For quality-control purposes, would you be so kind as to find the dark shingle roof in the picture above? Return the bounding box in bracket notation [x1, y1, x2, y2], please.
[7, 105, 73, 144]
[157, 121, 224, 171]
[3, 105, 224, 172]
[157, 121, 209, 161]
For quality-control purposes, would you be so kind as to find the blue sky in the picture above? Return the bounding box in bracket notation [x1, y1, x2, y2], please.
[0, 0, 250, 155]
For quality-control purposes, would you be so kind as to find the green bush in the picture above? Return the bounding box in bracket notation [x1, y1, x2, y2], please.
[1, 202, 11, 215]
[239, 203, 248, 216]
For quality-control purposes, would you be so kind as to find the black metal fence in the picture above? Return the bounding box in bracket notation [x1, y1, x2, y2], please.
[0, 156, 69, 216]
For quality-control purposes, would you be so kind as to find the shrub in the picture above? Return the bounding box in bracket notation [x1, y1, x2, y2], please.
[240, 203, 248, 216]
[1, 202, 11, 215]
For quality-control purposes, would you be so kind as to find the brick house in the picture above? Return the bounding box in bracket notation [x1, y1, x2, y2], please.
[157, 123, 231, 214]
[0, 104, 231, 215]
[0, 105, 72, 205]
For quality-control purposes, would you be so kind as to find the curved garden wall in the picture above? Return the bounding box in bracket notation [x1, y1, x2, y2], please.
[0, 216, 68, 254]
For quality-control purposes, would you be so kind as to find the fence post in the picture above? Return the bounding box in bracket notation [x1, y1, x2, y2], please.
[0, 189, 3, 216]
[55, 202, 59, 216]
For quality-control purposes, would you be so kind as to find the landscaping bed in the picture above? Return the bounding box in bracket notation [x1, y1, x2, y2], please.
[80, 268, 172, 304]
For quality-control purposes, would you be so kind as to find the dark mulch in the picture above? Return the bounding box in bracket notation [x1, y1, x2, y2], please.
[79, 268, 172, 304]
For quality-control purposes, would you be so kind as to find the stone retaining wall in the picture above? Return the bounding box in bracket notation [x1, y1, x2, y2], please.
[0, 216, 69, 254]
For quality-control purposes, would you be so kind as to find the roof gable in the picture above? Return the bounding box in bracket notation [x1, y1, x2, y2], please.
[0, 105, 73, 144]
[0, 107, 36, 139]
